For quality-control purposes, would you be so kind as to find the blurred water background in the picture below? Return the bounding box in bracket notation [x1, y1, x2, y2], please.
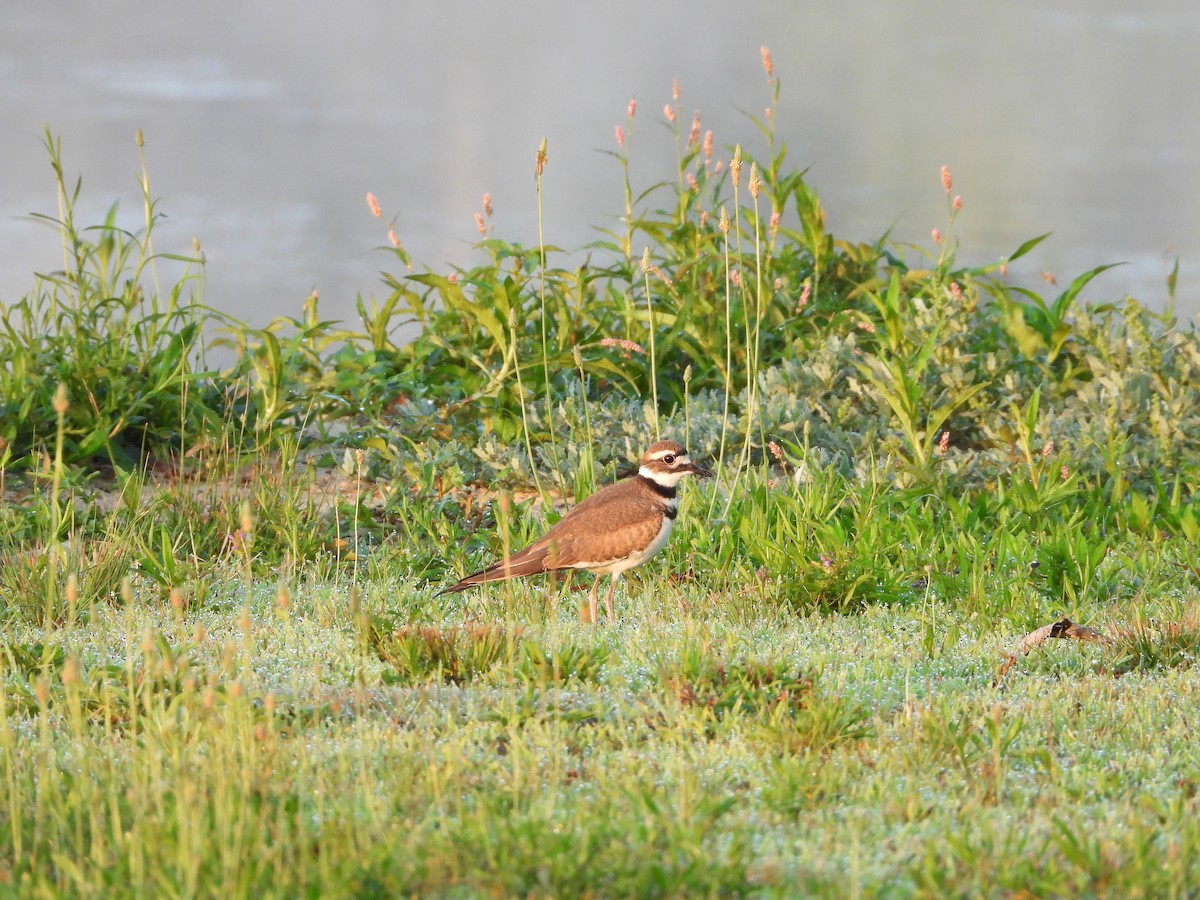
[2, 1, 1197, 332]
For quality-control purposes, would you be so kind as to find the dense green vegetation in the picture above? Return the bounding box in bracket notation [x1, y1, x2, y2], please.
[2, 63, 1200, 897]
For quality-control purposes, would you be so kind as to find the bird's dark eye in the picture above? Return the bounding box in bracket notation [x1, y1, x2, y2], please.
[663, 454, 676, 464]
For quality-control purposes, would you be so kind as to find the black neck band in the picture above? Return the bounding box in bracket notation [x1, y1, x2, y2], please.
[638, 474, 677, 500]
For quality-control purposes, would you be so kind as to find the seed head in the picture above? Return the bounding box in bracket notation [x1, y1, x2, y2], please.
[672, 77, 680, 102]
[53, 382, 69, 415]
[748, 163, 762, 198]
[760, 45, 774, 79]
[688, 110, 701, 148]
[135, 128, 144, 148]
[61, 655, 81, 685]
[640, 246, 652, 273]
[731, 145, 743, 186]
[535, 137, 548, 176]
[483, 193, 493, 217]
[239, 500, 254, 538]
[719, 206, 730, 235]
[366, 192, 382, 218]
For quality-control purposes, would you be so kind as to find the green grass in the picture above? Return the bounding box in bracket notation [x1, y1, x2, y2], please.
[3, 50, 1200, 896]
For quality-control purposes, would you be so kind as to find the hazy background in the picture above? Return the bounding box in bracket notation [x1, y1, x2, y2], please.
[2, 2, 1197, 330]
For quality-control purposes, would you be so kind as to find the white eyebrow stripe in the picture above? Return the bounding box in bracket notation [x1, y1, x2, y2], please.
[647, 450, 688, 462]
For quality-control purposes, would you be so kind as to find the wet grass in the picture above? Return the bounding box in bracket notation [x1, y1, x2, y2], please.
[4, 576, 1200, 897]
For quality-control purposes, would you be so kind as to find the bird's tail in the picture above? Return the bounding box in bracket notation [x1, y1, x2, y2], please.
[437, 546, 554, 595]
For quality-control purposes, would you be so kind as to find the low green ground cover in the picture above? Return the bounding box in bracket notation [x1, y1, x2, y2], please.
[2, 60, 1200, 896]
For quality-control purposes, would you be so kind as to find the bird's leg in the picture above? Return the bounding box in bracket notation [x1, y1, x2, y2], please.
[586, 577, 600, 625]
[604, 575, 618, 622]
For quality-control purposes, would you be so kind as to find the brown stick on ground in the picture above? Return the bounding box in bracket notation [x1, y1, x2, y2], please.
[996, 617, 1112, 681]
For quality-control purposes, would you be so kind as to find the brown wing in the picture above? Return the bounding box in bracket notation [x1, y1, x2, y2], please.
[521, 476, 667, 566]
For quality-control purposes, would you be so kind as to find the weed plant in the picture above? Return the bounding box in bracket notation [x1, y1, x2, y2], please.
[2, 50, 1200, 896]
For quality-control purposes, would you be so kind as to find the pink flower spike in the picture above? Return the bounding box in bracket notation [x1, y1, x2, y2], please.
[628, 97, 637, 119]
[760, 45, 774, 79]
[387, 228, 400, 248]
[663, 103, 676, 124]
[689, 110, 701, 147]
[599, 337, 646, 355]
[797, 281, 812, 310]
[474, 212, 486, 235]
[932, 227, 942, 246]
[615, 124, 625, 150]
[940, 165, 953, 194]
[703, 130, 713, 161]
[768, 440, 783, 462]
[953, 194, 963, 211]
[483, 192, 493, 217]
[366, 193, 382, 218]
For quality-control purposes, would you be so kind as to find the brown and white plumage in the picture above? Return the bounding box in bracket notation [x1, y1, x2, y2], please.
[439, 440, 712, 622]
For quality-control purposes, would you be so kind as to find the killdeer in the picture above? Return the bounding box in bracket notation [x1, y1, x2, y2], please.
[439, 440, 713, 622]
